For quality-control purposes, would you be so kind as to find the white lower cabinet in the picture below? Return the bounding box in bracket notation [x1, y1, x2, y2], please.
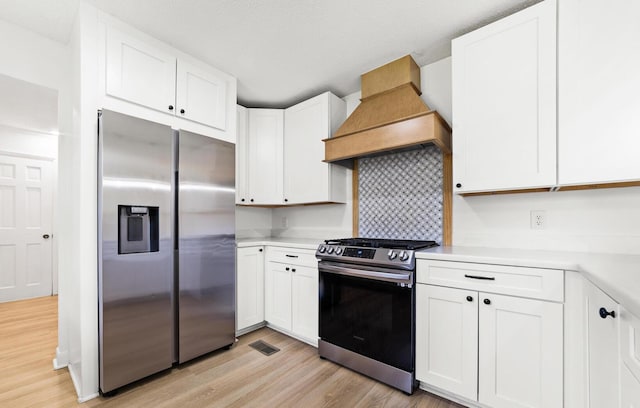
[416, 259, 563, 408]
[236, 246, 265, 332]
[264, 247, 318, 345]
[584, 280, 620, 408]
[621, 365, 640, 408]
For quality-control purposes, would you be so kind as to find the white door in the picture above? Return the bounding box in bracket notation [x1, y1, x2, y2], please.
[415, 284, 478, 401]
[452, 0, 557, 193]
[264, 261, 291, 330]
[585, 280, 620, 408]
[291, 264, 318, 343]
[478, 293, 563, 408]
[105, 26, 176, 115]
[621, 364, 640, 408]
[0, 155, 53, 302]
[235, 105, 249, 204]
[176, 59, 227, 130]
[247, 109, 283, 205]
[236, 246, 264, 331]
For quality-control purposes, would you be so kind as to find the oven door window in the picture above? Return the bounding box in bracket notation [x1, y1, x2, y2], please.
[319, 271, 414, 372]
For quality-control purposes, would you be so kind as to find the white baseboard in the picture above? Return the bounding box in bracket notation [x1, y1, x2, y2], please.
[52, 346, 69, 370]
[265, 323, 318, 348]
[236, 321, 266, 337]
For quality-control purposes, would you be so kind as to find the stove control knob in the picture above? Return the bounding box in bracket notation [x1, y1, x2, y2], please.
[318, 246, 326, 253]
[399, 250, 409, 261]
[388, 250, 397, 260]
[335, 247, 343, 255]
[327, 246, 335, 254]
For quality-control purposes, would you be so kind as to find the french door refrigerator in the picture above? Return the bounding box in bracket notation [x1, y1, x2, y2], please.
[98, 109, 235, 393]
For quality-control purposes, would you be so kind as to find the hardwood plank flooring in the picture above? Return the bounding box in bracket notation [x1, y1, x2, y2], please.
[1, 296, 462, 407]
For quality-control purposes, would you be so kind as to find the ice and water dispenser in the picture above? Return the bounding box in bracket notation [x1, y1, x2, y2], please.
[118, 205, 159, 254]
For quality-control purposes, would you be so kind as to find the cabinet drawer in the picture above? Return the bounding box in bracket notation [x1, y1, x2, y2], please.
[621, 308, 640, 381]
[266, 247, 317, 267]
[417, 260, 564, 302]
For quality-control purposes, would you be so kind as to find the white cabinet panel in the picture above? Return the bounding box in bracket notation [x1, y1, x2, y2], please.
[478, 293, 563, 408]
[585, 280, 620, 408]
[236, 246, 264, 331]
[416, 285, 478, 400]
[235, 105, 249, 204]
[621, 364, 640, 408]
[247, 109, 283, 205]
[621, 309, 640, 382]
[452, 0, 556, 193]
[284, 92, 346, 204]
[291, 265, 318, 343]
[176, 60, 227, 130]
[558, 0, 640, 185]
[105, 26, 176, 114]
[264, 261, 291, 330]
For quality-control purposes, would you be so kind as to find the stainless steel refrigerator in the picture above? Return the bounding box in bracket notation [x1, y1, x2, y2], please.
[98, 109, 235, 394]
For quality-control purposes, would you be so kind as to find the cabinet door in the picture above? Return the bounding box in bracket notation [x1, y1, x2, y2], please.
[236, 247, 264, 331]
[452, 0, 556, 193]
[478, 293, 563, 408]
[416, 285, 478, 401]
[105, 26, 176, 114]
[291, 265, 318, 343]
[247, 109, 283, 205]
[176, 59, 227, 130]
[284, 92, 346, 204]
[236, 105, 249, 204]
[621, 364, 640, 408]
[264, 262, 291, 330]
[585, 280, 620, 408]
[558, 0, 640, 185]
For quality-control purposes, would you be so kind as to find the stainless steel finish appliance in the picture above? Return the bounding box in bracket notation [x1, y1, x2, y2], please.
[316, 238, 438, 394]
[98, 110, 236, 393]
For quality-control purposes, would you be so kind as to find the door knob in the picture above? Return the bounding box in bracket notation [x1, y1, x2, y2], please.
[483, 298, 491, 305]
[180, 108, 185, 114]
[599, 307, 616, 319]
[43, 234, 50, 239]
[466, 296, 473, 302]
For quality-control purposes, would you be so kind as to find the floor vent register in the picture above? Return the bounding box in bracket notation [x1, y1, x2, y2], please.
[249, 340, 280, 356]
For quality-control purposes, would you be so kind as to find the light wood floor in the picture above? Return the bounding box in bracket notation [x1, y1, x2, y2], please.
[0, 296, 462, 407]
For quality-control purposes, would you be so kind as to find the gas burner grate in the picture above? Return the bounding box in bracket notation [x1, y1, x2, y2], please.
[324, 238, 438, 250]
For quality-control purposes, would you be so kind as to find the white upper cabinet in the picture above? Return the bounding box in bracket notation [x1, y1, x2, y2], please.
[452, 0, 556, 194]
[103, 21, 236, 141]
[236, 105, 249, 204]
[176, 59, 227, 130]
[558, 0, 640, 185]
[246, 109, 284, 205]
[284, 92, 346, 204]
[105, 26, 176, 114]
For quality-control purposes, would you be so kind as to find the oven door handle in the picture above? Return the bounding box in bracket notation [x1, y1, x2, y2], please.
[319, 263, 412, 284]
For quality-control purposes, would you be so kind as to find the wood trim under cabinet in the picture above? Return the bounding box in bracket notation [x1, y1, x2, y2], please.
[460, 180, 640, 197]
[352, 159, 359, 237]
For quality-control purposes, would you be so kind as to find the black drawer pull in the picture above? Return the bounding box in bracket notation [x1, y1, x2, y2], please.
[466, 296, 473, 302]
[285, 267, 290, 271]
[484, 298, 491, 305]
[599, 307, 616, 319]
[464, 274, 495, 281]
[285, 254, 298, 258]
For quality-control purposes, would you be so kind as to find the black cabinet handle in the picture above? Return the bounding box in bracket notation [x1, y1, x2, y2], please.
[180, 108, 185, 114]
[258, 248, 263, 252]
[464, 274, 495, 281]
[168, 105, 174, 111]
[292, 268, 296, 272]
[285, 254, 298, 258]
[250, 199, 254, 202]
[284, 198, 288, 202]
[456, 183, 462, 188]
[466, 296, 473, 302]
[43, 234, 50, 239]
[483, 299, 491, 305]
[599, 307, 616, 319]
[285, 267, 290, 271]
[241, 198, 245, 202]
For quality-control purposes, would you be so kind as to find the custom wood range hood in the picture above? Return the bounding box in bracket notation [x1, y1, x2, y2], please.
[324, 55, 451, 167]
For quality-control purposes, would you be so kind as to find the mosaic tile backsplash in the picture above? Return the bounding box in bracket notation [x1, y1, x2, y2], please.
[358, 146, 443, 243]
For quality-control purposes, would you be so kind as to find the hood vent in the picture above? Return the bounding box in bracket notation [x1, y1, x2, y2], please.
[324, 55, 451, 167]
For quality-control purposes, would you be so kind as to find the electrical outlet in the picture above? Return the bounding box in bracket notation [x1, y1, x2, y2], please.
[530, 210, 546, 230]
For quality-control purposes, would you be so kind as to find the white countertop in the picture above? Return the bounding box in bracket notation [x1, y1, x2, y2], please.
[237, 237, 322, 251]
[417, 246, 640, 318]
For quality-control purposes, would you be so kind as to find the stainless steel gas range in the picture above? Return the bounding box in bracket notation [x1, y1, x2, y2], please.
[315, 238, 438, 394]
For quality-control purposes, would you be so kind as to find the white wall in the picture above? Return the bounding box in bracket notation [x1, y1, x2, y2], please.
[236, 206, 273, 238]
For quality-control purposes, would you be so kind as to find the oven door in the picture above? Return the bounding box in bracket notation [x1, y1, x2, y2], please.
[318, 261, 415, 372]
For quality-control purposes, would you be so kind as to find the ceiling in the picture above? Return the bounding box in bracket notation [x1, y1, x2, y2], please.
[0, 0, 540, 108]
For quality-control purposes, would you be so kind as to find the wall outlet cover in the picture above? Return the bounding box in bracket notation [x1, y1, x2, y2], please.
[531, 210, 546, 230]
